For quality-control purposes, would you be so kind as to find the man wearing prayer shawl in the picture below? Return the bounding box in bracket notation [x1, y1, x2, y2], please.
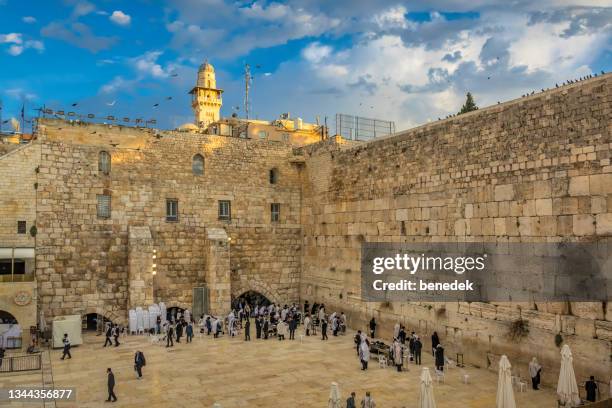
[304, 315, 311, 336]
[361, 391, 376, 408]
[359, 339, 370, 370]
[392, 339, 403, 372]
[393, 322, 400, 340]
[529, 357, 542, 390]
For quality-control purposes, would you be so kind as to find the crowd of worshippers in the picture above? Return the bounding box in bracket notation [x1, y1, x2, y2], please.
[355, 317, 446, 374]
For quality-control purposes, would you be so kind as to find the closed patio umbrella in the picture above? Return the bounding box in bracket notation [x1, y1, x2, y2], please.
[496, 355, 516, 408]
[419, 367, 437, 408]
[328, 382, 341, 408]
[557, 345, 581, 407]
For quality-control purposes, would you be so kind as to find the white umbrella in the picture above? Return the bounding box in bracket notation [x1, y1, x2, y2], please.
[496, 355, 517, 408]
[328, 382, 341, 408]
[419, 367, 437, 408]
[557, 345, 581, 407]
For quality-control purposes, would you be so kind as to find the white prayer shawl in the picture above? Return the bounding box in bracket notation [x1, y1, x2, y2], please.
[318, 308, 326, 321]
[394, 323, 400, 340]
[361, 396, 376, 408]
[359, 341, 370, 362]
[360, 333, 367, 343]
[328, 382, 341, 408]
[281, 309, 288, 321]
[340, 314, 347, 325]
[277, 322, 288, 336]
[529, 358, 541, 378]
[304, 317, 311, 333]
[332, 318, 338, 331]
[393, 341, 403, 365]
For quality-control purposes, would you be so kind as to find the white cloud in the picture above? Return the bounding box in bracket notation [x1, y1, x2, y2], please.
[100, 76, 135, 94]
[8, 45, 23, 56]
[1, 33, 23, 44]
[132, 51, 168, 78]
[22, 16, 37, 24]
[110, 10, 131, 26]
[373, 5, 410, 29]
[302, 42, 332, 63]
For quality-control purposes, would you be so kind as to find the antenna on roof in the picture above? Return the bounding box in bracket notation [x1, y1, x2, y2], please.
[244, 63, 251, 120]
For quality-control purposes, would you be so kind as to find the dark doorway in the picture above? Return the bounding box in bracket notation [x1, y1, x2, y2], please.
[166, 307, 185, 322]
[0, 310, 21, 349]
[232, 291, 272, 310]
[82, 313, 113, 331]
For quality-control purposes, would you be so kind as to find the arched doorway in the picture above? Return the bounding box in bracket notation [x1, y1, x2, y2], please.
[0, 310, 22, 349]
[166, 307, 185, 323]
[232, 291, 273, 310]
[82, 313, 114, 332]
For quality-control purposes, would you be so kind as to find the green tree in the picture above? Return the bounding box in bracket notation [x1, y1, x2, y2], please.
[458, 92, 478, 114]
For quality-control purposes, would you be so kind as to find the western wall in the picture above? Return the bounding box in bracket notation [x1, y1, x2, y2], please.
[298, 74, 612, 383]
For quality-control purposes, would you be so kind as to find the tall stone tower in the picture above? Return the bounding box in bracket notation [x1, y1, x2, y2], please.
[189, 60, 223, 128]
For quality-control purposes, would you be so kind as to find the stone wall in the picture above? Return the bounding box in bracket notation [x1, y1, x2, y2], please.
[0, 143, 39, 248]
[32, 119, 303, 324]
[299, 74, 612, 383]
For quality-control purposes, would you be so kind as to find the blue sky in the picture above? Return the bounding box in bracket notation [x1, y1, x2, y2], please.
[1, 0, 610, 132]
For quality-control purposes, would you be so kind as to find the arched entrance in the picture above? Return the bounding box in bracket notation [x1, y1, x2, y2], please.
[232, 291, 273, 310]
[82, 313, 114, 332]
[166, 307, 185, 322]
[0, 310, 22, 349]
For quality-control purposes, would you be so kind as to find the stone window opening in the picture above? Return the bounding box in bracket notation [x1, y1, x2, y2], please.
[258, 130, 267, 140]
[166, 199, 179, 222]
[218, 200, 231, 221]
[97, 194, 111, 218]
[271, 203, 280, 222]
[17, 221, 26, 234]
[192, 154, 204, 175]
[98, 151, 111, 175]
[269, 168, 279, 184]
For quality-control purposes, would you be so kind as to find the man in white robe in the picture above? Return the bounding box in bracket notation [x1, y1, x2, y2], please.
[393, 322, 400, 340]
[359, 340, 370, 370]
[392, 339, 403, 372]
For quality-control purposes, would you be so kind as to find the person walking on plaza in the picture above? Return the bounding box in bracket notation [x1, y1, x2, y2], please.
[354, 331, 362, 356]
[263, 318, 269, 340]
[413, 336, 422, 365]
[529, 357, 542, 390]
[244, 318, 251, 341]
[361, 391, 375, 408]
[134, 350, 146, 379]
[106, 368, 117, 402]
[61, 333, 71, 360]
[346, 391, 356, 408]
[156, 315, 161, 334]
[304, 314, 311, 336]
[369, 317, 376, 339]
[104, 324, 113, 347]
[186, 322, 194, 343]
[392, 338, 403, 372]
[112, 324, 120, 347]
[206, 316, 212, 336]
[166, 324, 174, 347]
[585, 376, 598, 402]
[321, 316, 329, 340]
[175, 320, 183, 343]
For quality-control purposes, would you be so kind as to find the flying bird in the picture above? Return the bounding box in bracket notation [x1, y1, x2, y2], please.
[153, 103, 159, 107]
[71, 103, 78, 107]
[171, 73, 179, 77]
[106, 101, 116, 106]
[165, 96, 173, 100]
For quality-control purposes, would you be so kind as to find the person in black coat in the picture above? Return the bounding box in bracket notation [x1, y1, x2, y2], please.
[289, 316, 297, 340]
[321, 317, 328, 340]
[435, 344, 444, 371]
[585, 376, 598, 402]
[166, 325, 174, 347]
[106, 368, 117, 402]
[263, 319, 269, 339]
[175, 321, 183, 343]
[61, 334, 71, 360]
[104, 324, 112, 347]
[205, 317, 212, 335]
[244, 318, 251, 341]
[431, 331, 440, 354]
[346, 392, 356, 408]
[255, 316, 262, 339]
[413, 337, 422, 365]
[134, 350, 145, 379]
[369, 317, 376, 338]
[0, 348, 4, 368]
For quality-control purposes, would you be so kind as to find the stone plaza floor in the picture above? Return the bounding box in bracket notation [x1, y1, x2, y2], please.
[1, 329, 558, 407]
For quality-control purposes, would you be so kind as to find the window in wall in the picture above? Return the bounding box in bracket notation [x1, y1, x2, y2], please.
[166, 199, 178, 222]
[17, 221, 26, 234]
[282, 133, 290, 142]
[271, 203, 280, 222]
[269, 168, 279, 184]
[192, 154, 204, 175]
[258, 130, 268, 140]
[97, 194, 111, 218]
[98, 151, 111, 175]
[218, 200, 231, 221]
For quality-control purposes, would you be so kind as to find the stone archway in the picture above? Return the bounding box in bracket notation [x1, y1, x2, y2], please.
[81, 306, 125, 326]
[231, 280, 281, 306]
[0, 282, 37, 350]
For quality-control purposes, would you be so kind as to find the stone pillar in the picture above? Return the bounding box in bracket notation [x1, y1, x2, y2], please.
[128, 226, 154, 309]
[205, 228, 231, 315]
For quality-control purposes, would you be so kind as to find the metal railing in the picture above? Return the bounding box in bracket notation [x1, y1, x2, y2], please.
[0, 353, 42, 372]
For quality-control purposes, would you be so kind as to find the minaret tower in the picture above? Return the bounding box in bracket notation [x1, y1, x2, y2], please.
[189, 60, 223, 128]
